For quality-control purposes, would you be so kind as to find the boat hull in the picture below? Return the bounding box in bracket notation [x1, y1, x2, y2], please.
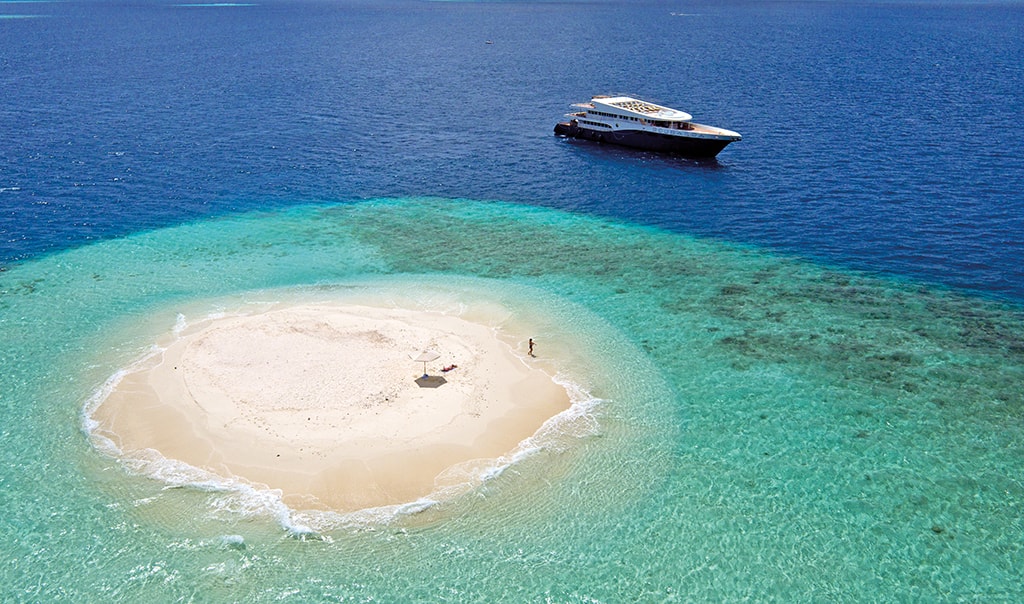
[554, 122, 733, 158]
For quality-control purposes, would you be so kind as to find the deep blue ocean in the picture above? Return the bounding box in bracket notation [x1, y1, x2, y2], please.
[2, 0, 1024, 601]
[4, 0, 1023, 300]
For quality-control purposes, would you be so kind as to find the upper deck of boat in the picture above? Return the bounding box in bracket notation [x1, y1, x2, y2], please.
[566, 97, 739, 138]
[589, 96, 693, 122]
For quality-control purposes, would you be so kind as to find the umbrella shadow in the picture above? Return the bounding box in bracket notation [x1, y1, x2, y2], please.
[414, 375, 448, 388]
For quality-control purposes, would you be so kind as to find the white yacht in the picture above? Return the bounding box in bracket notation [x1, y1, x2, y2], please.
[554, 95, 741, 158]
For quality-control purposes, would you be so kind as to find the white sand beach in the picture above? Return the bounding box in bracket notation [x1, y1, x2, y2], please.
[93, 303, 569, 511]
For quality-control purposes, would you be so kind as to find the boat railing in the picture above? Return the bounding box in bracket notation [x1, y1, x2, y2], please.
[644, 121, 704, 134]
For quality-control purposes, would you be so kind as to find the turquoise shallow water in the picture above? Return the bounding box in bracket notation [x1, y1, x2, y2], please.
[2, 198, 1023, 600]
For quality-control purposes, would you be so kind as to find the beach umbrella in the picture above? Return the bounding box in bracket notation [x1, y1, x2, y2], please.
[413, 350, 440, 377]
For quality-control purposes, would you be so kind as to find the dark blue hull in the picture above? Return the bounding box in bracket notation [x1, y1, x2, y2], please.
[554, 122, 733, 158]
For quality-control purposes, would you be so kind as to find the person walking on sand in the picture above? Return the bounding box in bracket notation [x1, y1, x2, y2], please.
[528, 338, 535, 357]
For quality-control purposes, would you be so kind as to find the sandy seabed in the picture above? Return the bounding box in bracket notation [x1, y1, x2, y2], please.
[93, 303, 570, 511]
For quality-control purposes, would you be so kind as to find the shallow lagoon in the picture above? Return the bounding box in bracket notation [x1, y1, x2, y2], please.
[2, 198, 1022, 600]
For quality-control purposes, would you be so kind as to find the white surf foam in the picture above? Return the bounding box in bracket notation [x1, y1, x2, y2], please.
[83, 372, 603, 534]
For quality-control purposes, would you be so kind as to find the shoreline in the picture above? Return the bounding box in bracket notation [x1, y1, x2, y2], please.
[90, 303, 571, 512]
